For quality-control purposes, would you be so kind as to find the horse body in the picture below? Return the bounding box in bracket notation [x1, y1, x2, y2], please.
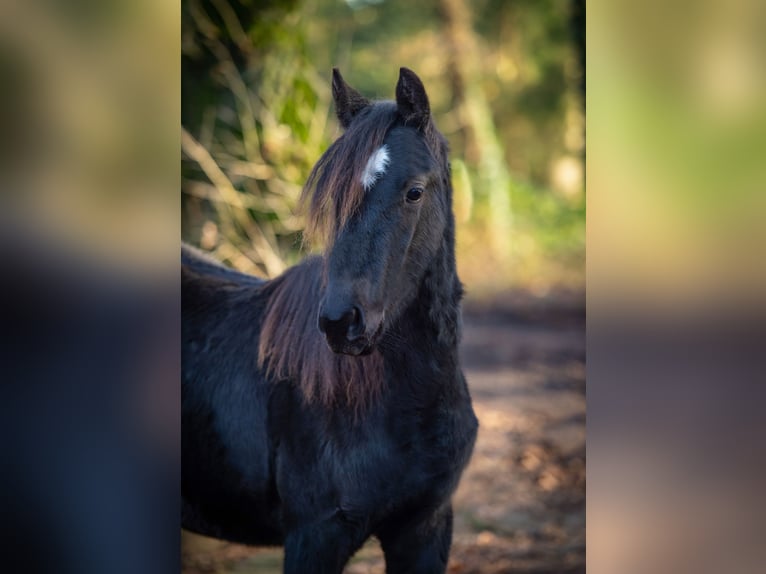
[182, 68, 478, 573]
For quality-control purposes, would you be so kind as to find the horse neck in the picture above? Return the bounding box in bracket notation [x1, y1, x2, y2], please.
[389, 216, 463, 358]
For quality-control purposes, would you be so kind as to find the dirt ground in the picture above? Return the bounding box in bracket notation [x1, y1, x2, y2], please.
[182, 294, 586, 574]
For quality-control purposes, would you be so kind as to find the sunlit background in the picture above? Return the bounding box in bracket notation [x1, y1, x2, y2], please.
[180, 0, 585, 298]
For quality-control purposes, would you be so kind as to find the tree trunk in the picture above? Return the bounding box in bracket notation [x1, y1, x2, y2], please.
[439, 0, 513, 262]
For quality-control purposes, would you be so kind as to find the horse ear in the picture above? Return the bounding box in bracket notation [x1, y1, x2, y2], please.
[395, 67, 430, 128]
[332, 68, 370, 129]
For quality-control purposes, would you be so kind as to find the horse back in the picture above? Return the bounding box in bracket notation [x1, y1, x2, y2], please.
[182, 243, 265, 286]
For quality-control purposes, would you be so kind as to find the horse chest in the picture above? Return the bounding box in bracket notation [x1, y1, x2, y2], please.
[277, 398, 475, 529]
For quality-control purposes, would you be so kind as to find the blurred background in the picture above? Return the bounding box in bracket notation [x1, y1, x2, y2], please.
[180, 0, 585, 297]
[181, 0, 585, 573]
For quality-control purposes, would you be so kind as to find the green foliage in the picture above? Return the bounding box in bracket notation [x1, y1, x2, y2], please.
[181, 0, 330, 275]
[181, 0, 585, 291]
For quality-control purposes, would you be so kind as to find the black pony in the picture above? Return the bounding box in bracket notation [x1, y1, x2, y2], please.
[182, 68, 478, 573]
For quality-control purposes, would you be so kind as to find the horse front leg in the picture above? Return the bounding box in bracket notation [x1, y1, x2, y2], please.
[283, 518, 365, 574]
[378, 504, 454, 574]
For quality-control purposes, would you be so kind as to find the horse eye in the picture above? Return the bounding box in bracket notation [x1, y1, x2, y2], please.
[406, 187, 424, 203]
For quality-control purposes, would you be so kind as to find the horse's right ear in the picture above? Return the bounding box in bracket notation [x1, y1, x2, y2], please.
[332, 68, 370, 129]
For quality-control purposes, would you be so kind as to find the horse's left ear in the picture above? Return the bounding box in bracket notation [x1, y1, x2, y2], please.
[396, 67, 430, 128]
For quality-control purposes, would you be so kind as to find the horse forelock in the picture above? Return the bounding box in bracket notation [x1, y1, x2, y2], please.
[257, 256, 385, 411]
[300, 102, 398, 248]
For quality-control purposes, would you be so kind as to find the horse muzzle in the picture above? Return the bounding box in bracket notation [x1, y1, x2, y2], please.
[318, 300, 384, 356]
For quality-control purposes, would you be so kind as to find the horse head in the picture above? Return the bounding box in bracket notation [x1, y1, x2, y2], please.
[310, 68, 452, 356]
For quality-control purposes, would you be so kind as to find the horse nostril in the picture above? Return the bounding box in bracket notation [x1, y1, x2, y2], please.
[317, 313, 335, 336]
[346, 306, 364, 340]
[318, 306, 364, 342]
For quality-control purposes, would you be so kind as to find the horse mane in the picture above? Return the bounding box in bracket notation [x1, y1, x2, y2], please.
[257, 256, 384, 410]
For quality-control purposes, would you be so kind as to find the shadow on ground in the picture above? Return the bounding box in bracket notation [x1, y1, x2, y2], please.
[182, 294, 586, 573]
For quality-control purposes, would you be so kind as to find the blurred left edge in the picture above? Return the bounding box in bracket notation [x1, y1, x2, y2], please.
[0, 1, 179, 574]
